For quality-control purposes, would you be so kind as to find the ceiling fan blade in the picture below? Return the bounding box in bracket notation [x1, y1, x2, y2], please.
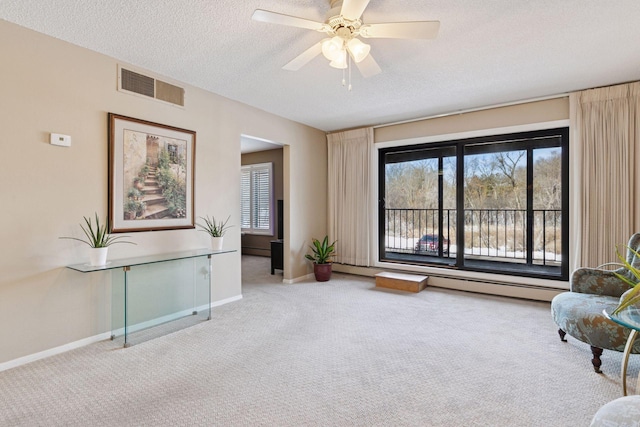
[355, 53, 381, 78]
[252, 9, 326, 31]
[360, 21, 440, 39]
[340, 0, 371, 21]
[283, 41, 323, 71]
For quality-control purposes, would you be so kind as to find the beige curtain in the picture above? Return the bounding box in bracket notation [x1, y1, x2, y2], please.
[572, 81, 640, 267]
[327, 127, 373, 266]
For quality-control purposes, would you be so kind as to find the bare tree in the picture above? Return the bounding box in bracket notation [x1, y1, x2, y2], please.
[492, 151, 526, 209]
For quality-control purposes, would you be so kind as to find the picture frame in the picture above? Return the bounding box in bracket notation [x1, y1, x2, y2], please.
[108, 113, 195, 232]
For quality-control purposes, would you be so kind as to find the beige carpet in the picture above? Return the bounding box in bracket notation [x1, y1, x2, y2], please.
[0, 255, 636, 426]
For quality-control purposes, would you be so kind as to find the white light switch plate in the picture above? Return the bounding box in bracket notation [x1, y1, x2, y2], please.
[50, 133, 71, 147]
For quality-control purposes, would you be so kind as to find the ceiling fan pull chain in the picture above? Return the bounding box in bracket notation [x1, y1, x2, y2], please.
[342, 67, 346, 87]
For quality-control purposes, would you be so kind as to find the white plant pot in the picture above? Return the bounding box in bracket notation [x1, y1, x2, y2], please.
[211, 236, 224, 251]
[89, 247, 109, 266]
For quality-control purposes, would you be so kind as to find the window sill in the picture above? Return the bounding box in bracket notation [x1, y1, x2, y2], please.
[375, 259, 568, 290]
[241, 230, 274, 237]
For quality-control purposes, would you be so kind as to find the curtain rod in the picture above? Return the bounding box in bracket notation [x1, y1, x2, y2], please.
[371, 93, 568, 130]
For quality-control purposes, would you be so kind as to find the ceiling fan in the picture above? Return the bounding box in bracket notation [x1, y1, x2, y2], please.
[252, 0, 439, 86]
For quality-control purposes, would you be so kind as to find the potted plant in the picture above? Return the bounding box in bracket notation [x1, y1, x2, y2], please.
[60, 213, 135, 266]
[305, 236, 337, 282]
[613, 246, 640, 314]
[133, 176, 145, 190]
[197, 215, 232, 250]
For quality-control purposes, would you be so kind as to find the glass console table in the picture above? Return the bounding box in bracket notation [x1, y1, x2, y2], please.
[67, 249, 235, 347]
[604, 306, 640, 395]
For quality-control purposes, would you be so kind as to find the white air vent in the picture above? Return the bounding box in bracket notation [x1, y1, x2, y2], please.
[118, 66, 185, 107]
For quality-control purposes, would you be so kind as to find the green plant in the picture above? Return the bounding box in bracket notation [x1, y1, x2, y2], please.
[305, 236, 336, 264]
[139, 163, 149, 177]
[197, 215, 232, 237]
[612, 246, 640, 314]
[133, 176, 145, 189]
[156, 166, 172, 189]
[158, 148, 170, 169]
[60, 213, 136, 248]
[124, 198, 146, 218]
[155, 152, 187, 219]
[162, 178, 186, 216]
[124, 199, 138, 216]
[127, 187, 142, 200]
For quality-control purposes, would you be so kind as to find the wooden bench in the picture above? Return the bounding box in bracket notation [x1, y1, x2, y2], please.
[375, 272, 428, 293]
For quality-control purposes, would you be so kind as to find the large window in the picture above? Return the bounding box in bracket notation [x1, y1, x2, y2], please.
[379, 127, 569, 280]
[241, 162, 273, 235]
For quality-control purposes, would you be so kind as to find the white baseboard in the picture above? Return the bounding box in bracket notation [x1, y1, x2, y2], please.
[333, 263, 563, 302]
[0, 332, 112, 373]
[211, 294, 243, 307]
[283, 273, 314, 284]
[110, 294, 243, 337]
[0, 294, 243, 373]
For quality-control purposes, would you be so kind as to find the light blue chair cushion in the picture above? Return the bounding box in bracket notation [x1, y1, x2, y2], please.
[551, 292, 640, 353]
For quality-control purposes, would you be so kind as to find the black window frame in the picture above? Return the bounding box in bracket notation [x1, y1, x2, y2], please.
[378, 127, 569, 281]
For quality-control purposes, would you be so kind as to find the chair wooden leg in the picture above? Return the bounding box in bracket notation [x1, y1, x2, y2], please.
[591, 346, 603, 373]
[558, 328, 567, 342]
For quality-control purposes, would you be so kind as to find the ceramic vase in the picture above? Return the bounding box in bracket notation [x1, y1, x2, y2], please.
[211, 236, 224, 251]
[89, 247, 109, 266]
[313, 263, 332, 282]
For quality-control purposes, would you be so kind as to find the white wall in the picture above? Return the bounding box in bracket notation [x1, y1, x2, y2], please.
[0, 20, 327, 365]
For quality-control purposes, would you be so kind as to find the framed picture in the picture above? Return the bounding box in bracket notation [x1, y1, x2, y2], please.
[108, 113, 195, 232]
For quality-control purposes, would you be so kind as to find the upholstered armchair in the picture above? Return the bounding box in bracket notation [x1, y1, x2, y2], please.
[551, 233, 640, 373]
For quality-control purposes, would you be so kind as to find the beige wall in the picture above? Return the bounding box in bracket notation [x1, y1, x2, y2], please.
[375, 98, 569, 143]
[241, 148, 284, 256]
[226, 106, 327, 281]
[0, 20, 326, 365]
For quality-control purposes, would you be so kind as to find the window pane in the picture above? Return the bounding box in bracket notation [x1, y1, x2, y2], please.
[442, 156, 456, 259]
[463, 150, 526, 261]
[385, 158, 439, 254]
[253, 169, 270, 229]
[379, 128, 567, 280]
[241, 163, 273, 233]
[240, 170, 251, 228]
[533, 147, 562, 266]
[383, 147, 455, 261]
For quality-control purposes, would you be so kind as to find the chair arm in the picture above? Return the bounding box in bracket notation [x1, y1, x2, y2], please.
[596, 262, 626, 270]
[570, 267, 632, 297]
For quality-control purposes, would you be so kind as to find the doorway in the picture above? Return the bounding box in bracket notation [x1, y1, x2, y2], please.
[240, 135, 286, 281]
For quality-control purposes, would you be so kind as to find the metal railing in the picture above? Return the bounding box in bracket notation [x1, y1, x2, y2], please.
[384, 208, 561, 265]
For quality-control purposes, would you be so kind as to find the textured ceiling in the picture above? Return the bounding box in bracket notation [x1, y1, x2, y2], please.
[2, 1, 640, 132]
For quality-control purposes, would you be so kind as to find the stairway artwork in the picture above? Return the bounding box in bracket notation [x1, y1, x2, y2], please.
[139, 165, 170, 219]
[123, 133, 188, 221]
[110, 113, 194, 233]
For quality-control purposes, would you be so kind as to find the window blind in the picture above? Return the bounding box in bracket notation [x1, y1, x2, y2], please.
[241, 163, 273, 234]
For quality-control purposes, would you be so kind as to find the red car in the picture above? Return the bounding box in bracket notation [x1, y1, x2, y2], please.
[415, 234, 449, 253]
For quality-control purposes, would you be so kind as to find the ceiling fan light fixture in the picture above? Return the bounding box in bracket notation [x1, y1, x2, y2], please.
[321, 36, 344, 61]
[329, 49, 348, 69]
[252, 1, 439, 84]
[346, 38, 370, 63]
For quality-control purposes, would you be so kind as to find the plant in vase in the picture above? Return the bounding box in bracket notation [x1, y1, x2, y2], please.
[60, 213, 135, 266]
[197, 215, 232, 250]
[305, 236, 337, 282]
[133, 176, 145, 190]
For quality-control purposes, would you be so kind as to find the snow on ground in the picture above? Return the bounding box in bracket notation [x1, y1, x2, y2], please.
[383, 235, 561, 261]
